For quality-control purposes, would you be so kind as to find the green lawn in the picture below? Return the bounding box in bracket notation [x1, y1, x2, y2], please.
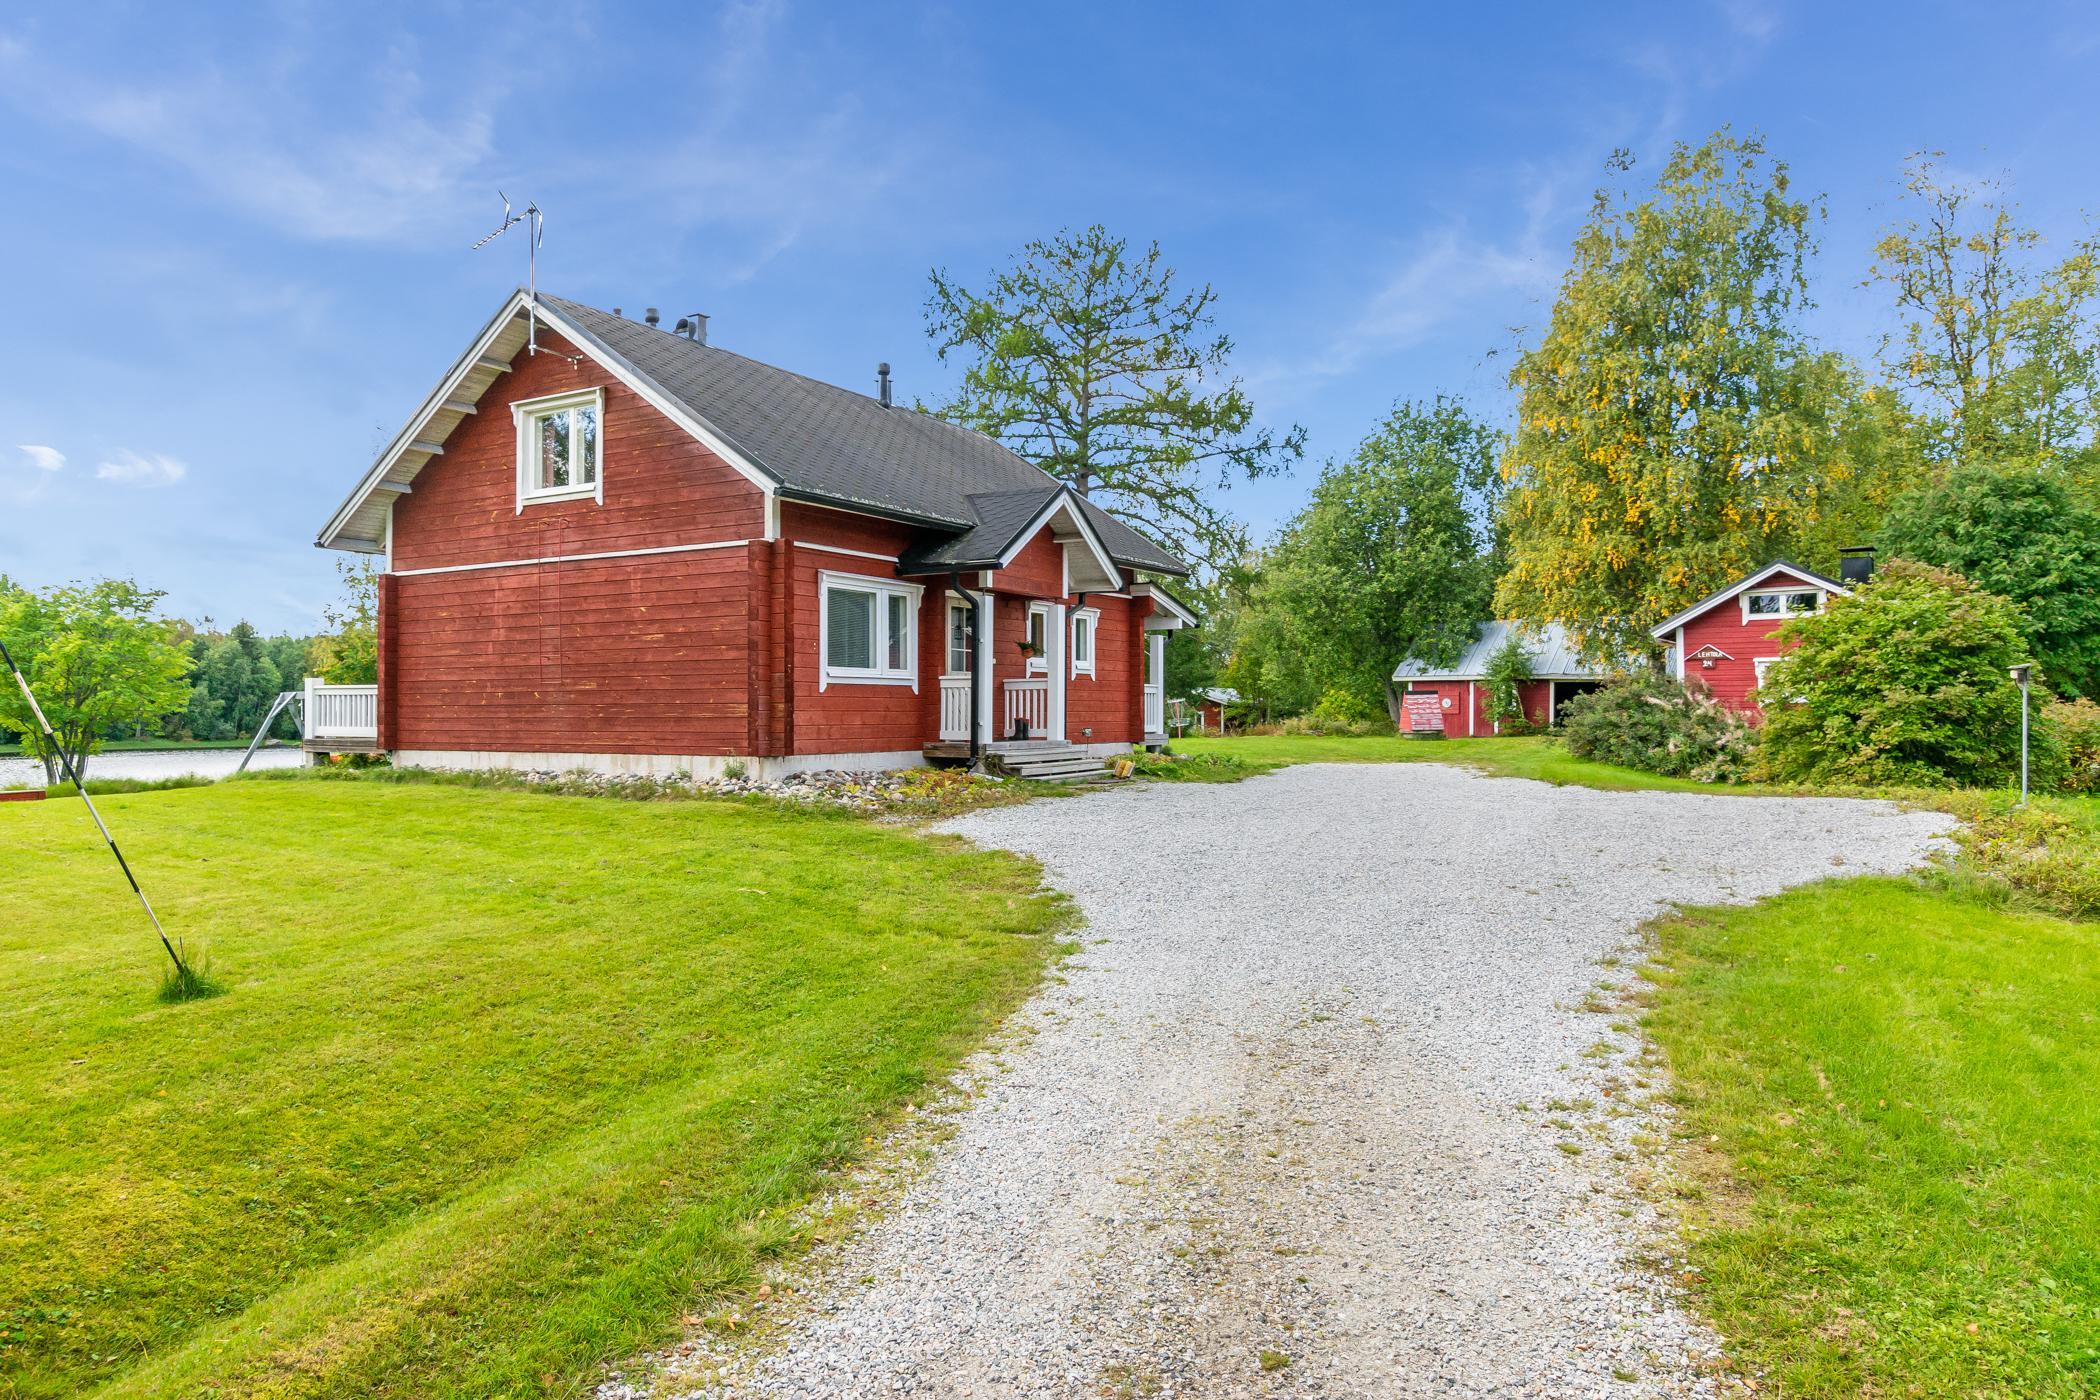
[0, 781, 1066, 1398]
[1643, 878, 2100, 1395]
[1175, 732, 1757, 793]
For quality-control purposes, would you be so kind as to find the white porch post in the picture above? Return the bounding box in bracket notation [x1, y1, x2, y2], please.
[1046, 602, 1068, 743]
[1148, 633, 1166, 737]
[974, 591, 995, 740]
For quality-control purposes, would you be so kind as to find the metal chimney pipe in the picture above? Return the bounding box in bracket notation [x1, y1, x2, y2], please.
[877, 362, 892, 408]
[689, 312, 708, 345]
[644, 307, 660, 328]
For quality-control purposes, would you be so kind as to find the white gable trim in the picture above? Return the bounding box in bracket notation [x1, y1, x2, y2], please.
[1649, 562, 1850, 639]
[996, 490, 1124, 592]
[318, 291, 780, 554]
[1131, 581, 1198, 631]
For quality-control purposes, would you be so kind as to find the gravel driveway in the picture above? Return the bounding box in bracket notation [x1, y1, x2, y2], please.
[632, 763, 1950, 1399]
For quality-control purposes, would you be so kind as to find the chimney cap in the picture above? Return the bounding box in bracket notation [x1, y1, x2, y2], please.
[877, 362, 893, 408]
[644, 307, 660, 327]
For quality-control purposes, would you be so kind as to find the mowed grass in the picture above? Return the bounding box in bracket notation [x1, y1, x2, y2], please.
[1642, 878, 2100, 1395]
[1175, 732, 1754, 793]
[0, 781, 1067, 1398]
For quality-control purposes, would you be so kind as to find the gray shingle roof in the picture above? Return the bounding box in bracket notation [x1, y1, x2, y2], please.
[538, 295, 1188, 575]
[1391, 620, 1626, 683]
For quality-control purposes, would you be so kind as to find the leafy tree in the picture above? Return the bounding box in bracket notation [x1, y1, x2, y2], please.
[0, 579, 191, 784]
[311, 560, 379, 685]
[1875, 464, 2100, 697]
[1867, 155, 2100, 489]
[1482, 633, 1536, 731]
[925, 224, 1305, 573]
[1262, 398, 1503, 715]
[1496, 131, 1859, 662]
[1759, 560, 2030, 787]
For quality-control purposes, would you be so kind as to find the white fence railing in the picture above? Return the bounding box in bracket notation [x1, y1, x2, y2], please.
[1143, 683, 1164, 737]
[938, 675, 972, 741]
[1003, 677, 1049, 739]
[303, 678, 379, 740]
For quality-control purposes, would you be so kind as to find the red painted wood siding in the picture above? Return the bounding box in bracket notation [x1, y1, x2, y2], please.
[987, 529, 1064, 599]
[1065, 596, 1143, 744]
[782, 504, 937, 756]
[1396, 678, 1551, 735]
[388, 328, 763, 572]
[1674, 568, 1828, 717]
[382, 327, 766, 756]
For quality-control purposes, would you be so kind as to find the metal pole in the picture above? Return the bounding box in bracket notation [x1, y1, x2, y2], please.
[0, 638, 190, 978]
[2020, 680, 2030, 805]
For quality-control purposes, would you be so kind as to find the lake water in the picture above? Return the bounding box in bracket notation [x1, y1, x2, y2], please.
[0, 746, 306, 791]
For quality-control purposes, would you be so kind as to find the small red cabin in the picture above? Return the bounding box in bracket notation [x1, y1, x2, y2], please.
[315, 291, 1197, 779]
[1390, 621, 1614, 735]
[1650, 560, 1852, 718]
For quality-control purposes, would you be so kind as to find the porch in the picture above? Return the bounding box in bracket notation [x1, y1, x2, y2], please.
[300, 677, 382, 756]
[925, 582, 1181, 757]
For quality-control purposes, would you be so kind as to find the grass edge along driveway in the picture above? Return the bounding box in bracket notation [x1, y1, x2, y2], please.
[0, 780, 1069, 1399]
[1641, 878, 2100, 1396]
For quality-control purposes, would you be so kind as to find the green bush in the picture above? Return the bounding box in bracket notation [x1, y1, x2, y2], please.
[1309, 687, 1386, 727]
[1758, 561, 2031, 788]
[2045, 697, 2100, 794]
[1558, 672, 1759, 782]
[1482, 634, 1539, 734]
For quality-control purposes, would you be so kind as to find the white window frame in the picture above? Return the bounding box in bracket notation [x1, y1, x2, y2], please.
[818, 569, 921, 691]
[945, 595, 974, 677]
[1753, 656, 1779, 689]
[1025, 601, 1051, 674]
[514, 387, 606, 510]
[1741, 586, 1823, 622]
[1070, 606, 1099, 678]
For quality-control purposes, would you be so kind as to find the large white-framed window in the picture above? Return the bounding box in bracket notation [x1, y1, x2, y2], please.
[514, 388, 605, 509]
[819, 569, 920, 690]
[1752, 656, 1779, 689]
[1742, 586, 1823, 622]
[1025, 602, 1050, 673]
[945, 596, 974, 675]
[1070, 607, 1099, 678]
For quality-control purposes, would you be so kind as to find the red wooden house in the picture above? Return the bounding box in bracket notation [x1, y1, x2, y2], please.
[1650, 559, 1854, 717]
[314, 291, 1196, 780]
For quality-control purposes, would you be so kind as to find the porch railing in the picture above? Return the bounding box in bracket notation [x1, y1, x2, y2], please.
[303, 678, 379, 741]
[1143, 683, 1164, 737]
[938, 675, 972, 741]
[1003, 677, 1049, 739]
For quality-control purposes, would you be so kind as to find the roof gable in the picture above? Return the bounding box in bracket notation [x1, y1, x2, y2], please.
[1648, 560, 1849, 638]
[319, 291, 1190, 576]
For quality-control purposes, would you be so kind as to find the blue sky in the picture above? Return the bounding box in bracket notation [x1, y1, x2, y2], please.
[3, 2, 2096, 633]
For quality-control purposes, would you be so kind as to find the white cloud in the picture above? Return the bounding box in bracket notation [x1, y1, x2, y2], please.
[17, 444, 66, 472]
[96, 450, 188, 486]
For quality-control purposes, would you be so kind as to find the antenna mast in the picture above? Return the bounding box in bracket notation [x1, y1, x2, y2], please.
[472, 191, 545, 355]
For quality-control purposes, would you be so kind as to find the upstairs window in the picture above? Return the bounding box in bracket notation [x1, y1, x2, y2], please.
[1744, 587, 1822, 620]
[820, 571, 919, 688]
[514, 389, 604, 507]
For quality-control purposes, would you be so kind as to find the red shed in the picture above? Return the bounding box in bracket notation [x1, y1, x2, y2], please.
[1390, 621, 1618, 736]
[1650, 560, 1852, 718]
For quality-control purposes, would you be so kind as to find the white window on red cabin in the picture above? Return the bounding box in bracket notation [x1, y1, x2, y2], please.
[513, 388, 604, 507]
[1025, 603, 1049, 673]
[820, 571, 919, 688]
[1753, 656, 1778, 688]
[1744, 587, 1823, 619]
[946, 599, 973, 674]
[1071, 609, 1098, 677]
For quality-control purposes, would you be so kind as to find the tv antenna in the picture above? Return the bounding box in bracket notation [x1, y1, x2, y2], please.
[473, 191, 544, 355]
